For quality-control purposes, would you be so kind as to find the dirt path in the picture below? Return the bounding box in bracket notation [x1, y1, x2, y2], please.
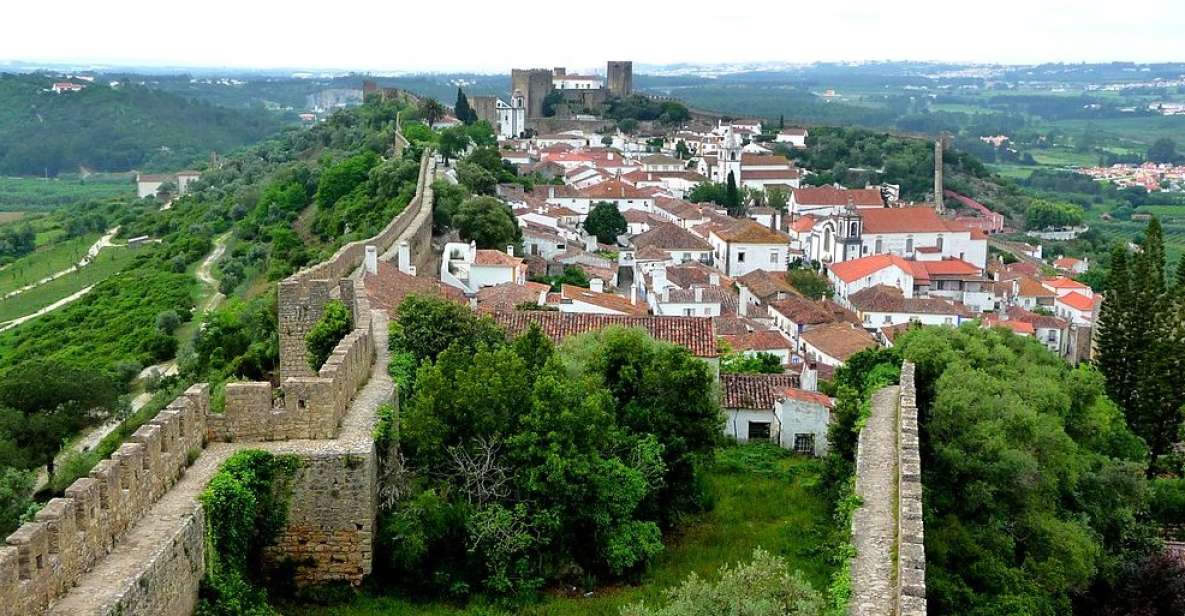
[195, 232, 229, 313]
[0, 283, 96, 333]
[2, 226, 119, 300]
[850, 385, 901, 614]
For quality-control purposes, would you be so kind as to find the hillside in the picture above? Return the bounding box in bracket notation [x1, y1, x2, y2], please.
[0, 73, 285, 176]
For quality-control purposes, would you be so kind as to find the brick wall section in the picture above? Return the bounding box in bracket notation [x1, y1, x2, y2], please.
[278, 151, 434, 381]
[0, 384, 209, 616]
[897, 362, 927, 615]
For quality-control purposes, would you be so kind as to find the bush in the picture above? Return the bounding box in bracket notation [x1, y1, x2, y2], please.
[305, 300, 352, 371]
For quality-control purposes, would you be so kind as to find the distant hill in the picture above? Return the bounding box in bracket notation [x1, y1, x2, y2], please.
[0, 73, 286, 176]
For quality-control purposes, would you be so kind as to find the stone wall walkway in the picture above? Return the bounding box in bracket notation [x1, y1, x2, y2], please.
[850, 385, 900, 615]
[48, 310, 392, 615]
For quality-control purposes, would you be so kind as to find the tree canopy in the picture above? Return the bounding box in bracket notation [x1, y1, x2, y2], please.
[583, 201, 628, 244]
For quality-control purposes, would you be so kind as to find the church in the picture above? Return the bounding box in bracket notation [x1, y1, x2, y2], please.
[796, 203, 988, 269]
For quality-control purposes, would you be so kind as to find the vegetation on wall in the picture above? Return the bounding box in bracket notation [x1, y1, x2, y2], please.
[305, 300, 353, 371]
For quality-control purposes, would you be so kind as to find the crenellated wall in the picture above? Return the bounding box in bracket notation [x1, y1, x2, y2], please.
[0, 384, 209, 616]
[896, 362, 927, 615]
[278, 152, 434, 381]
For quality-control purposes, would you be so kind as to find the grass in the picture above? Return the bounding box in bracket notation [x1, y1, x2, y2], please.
[0, 175, 134, 213]
[285, 444, 836, 616]
[0, 245, 136, 323]
[0, 211, 25, 223]
[0, 233, 99, 296]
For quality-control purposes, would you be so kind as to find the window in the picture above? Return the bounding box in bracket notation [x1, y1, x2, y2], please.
[683, 308, 694, 316]
[737, 251, 746, 262]
[944, 317, 953, 325]
[937, 235, 944, 250]
[748, 422, 772, 441]
[793, 433, 815, 455]
[906, 237, 914, 253]
[863, 313, 871, 324]
[769, 250, 779, 264]
[874, 238, 882, 253]
[883, 315, 892, 324]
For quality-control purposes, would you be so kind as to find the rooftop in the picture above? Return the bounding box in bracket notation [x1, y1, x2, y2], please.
[792, 186, 883, 207]
[800, 322, 878, 361]
[720, 373, 800, 409]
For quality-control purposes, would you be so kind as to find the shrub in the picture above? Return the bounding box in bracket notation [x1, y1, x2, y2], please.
[305, 300, 352, 371]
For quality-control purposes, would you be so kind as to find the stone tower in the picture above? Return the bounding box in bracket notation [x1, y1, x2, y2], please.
[934, 138, 944, 214]
[511, 68, 553, 119]
[607, 60, 633, 98]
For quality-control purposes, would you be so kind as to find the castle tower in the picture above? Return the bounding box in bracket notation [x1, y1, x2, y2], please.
[607, 60, 633, 97]
[511, 68, 553, 118]
[934, 138, 945, 214]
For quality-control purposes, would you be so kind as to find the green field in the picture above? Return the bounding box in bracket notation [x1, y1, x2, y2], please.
[0, 233, 99, 296]
[285, 445, 836, 616]
[0, 175, 135, 212]
[0, 246, 137, 323]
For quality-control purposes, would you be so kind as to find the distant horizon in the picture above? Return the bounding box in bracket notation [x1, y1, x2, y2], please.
[3, 0, 1183, 74]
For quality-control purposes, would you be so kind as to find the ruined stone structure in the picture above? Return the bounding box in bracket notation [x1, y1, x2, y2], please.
[469, 95, 499, 127]
[607, 60, 633, 98]
[2, 150, 437, 616]
[849, 361, 926, 615]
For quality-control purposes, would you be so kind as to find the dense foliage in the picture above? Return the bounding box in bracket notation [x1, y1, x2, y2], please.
[0, 73, 283, 175]
[604, 95, 690, 125]
[378, 297, 721, 600]
[1024, 200, 1085, 230]
[583, 202, 628, 244]
[198, 450, 301, 615]
[305, 300, 352, 370]
[894, 325, 1159, 615]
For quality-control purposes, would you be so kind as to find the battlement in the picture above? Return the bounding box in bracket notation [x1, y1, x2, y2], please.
[279, 152, 434, 380]
[0, 384, 209, 615]
[896, 362, 927, 615]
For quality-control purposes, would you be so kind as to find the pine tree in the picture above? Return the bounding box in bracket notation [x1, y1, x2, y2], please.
[1097, 244, 1132, 410]
[779, 114, 785, 129]
[1174, 252, 1185, 294]
[1144, 216, 1166, 294]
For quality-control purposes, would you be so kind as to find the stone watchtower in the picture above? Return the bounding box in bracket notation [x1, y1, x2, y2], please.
[607, 60, 633, 98]
[511, 68, 553, 119]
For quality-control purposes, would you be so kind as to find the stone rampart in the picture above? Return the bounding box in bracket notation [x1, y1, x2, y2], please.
[896, 362, 926, 615]
[278, 151, 433, 380]
[0, 384, 209, 616]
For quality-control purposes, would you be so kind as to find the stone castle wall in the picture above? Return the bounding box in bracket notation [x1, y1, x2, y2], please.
[0, 384, 209, 616]
[896, 362, 927, 615]
[278, 151, 434, 380]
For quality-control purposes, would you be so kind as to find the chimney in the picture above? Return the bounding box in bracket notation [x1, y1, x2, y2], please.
[630, 285, 637, 305]
[590, 278, 604, 293]
[468, 240, 477, 262]
[801, 362, 819, 392]
[774, 212, 782, 232]
[364, 245, 378, 275]
[397, 241, 412, 274]
[738, 284, 753, 317]
[506, 244, 514, 257]
[934, 138, 945, 214]
[548, 186, 556, 200]
[695, 287, 704, 302]
[710, 273, 720, 286]
[584, 234, 598, 252]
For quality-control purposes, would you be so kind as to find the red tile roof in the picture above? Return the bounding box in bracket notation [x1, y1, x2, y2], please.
[474, 249, 524, 267]
[720, 329, 792, 352]
[633, 222, 713, 252]
[712, 219, 790, 244]
[561, 284, 649, 315]
[779, 386, 834, 408]
[792, 186, 883, 207]
[827, 254, 914, 284]
[768, 296, 835, 325]
[860, 207, 955, 234]
[720, 373, 800, 408]
[1057, 291, 1096, 311]
[800, 322, 878, 361]
[491, 311, 718, 357]
[362, 262, 466, 315]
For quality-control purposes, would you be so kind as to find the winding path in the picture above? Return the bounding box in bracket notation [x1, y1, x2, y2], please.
[2, 227, 120, 300]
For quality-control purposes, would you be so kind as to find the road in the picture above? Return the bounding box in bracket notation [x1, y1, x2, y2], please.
[2, 226, 120, 300]
[0, 283, 96, 333]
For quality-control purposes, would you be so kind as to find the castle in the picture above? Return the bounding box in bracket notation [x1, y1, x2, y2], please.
[470, 60, 633, 138]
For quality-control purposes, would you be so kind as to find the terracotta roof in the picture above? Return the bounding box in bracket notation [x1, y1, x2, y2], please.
[779, 128, 808, 136]
[635, 245, 673, 261]
[662, 286, 740, 313]
[848, 285, 972, 317]
[712, 219, 790, 244]
[720, 374, 800, 409]
[474, 249, 524, 267]
[491, 311, 718, 357]
[779, 386, 834, 408]
[1057, 291, 1096, 312]
[1043, 276, 1090, 290]
[915, 258, 982, 277]
[740, 169, 802, 180]
[633, 222, 713, 252]
[790, 215, 817, 234]
[476, 282, 549, 313]
[720, 329, 792, 352]
[1006, 306, 1067, 330]
[362, 262, 466, 315]
[580, 179, 651, 200]
[654, 197, 703, 219]
[737, 269, 797, 300]
[982, 315, 1035, 335]
[562, 284, 648, 315]
[827, 254, 914, 284]
[1053, 257, 1083, 268]
[665, 262, 732, 289]
[713, 316, 771, 335]
[1016, 275, 1057, 298]
[623, 209, 656, 224]
[860, 207, 955, 234]
[768, 296, 840, 325]
[640, 154, 683, 166]
[741, 153, 795, 166]
[800, 322, 878, 361]
[792, 186, 883, 207]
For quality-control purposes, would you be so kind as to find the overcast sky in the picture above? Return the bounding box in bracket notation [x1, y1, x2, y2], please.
[3, 0, 1182, 73]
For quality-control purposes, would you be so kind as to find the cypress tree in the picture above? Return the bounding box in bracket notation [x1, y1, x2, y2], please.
[1143, 216, 1166, 293]
[725, 171, 740, 216]
[454, 87, 474, 125]
[1174, 252, 1185, 294]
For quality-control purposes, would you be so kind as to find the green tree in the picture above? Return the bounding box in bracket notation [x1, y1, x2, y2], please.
[431, 179, 469, 233]
[584, 201, 628, 244]
[454, 87, 475, 125]
[1147, 138, 1180, 164]
[1024, 200, 1084, 230]
[767, 186, 790, 212]
[453, 196, 519, 249]
[305, 300, 352, 370]
[0, 467, 34, 536]
[0, 361, 120, 479]
[438, 126, 471, 164]
[687, 181, 728, 206]
[725, 171, 741, 216]
[456, 161, 497, 195]
[418, 98, 446, 126]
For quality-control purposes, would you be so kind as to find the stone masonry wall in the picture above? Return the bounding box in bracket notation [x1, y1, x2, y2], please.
[896, 362, 927, 615]
[279, 152, 434, 380]
[0, 384, 209, 616]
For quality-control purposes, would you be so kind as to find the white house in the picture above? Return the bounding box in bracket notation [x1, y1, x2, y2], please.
[559, 282, 647, 316]
[720, 373, 833, 456]
[826, 254, 918, 301]
[440, 241, 527, 294]
[707, 219, 792, 278]
[799, 322, 879, 368]
[775, 127, 808, 148]
[632, 222, 715, 264]
[847, 285, 971, 328]
[1055, 291, 1100, 326]
[789, 186, 883, 218]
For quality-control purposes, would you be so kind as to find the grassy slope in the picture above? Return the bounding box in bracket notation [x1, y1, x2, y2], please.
[287, 445, 835, 616]
[0, 245, 135, 322]
[0, 233, 98, 295]
[0, 175, 134, 213]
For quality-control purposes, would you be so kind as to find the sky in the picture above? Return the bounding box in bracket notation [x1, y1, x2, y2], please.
[2, 0, 1183, 73]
